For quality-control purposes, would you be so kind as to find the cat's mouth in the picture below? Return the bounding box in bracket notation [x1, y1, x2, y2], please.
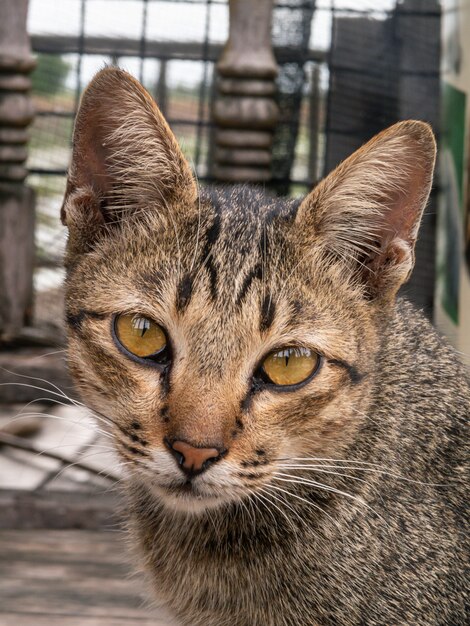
[130, 450, 247, 513]
[167, 480, 201, 496]
[148, 477, 229, 514]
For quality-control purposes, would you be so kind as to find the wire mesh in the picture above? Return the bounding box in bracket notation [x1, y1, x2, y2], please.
[27, 0, 441, 333]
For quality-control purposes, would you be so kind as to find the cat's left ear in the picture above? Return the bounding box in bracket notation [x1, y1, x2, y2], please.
[295, 120, 436, 301]
[61, 67, 197, 251]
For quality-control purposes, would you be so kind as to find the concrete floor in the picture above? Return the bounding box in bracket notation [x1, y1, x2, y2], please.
[0, 403, 119, 492]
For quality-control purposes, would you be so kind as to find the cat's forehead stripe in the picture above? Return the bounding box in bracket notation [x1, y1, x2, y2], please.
[196, 188, 274, 308]
[235, 263, 263, 307]
[171, 187, 301, 317]
[260, 293, 276, 333]
[175, 273, 193, 313]
[199, 196, 222, 301]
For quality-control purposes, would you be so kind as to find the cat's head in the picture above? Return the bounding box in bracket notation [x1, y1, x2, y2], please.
[62, 68, 436, 514]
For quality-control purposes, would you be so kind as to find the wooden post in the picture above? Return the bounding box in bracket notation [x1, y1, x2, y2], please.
[0, 0, 36, 341]
[155, 59, 168, 118]
[212, 0, 279, 183]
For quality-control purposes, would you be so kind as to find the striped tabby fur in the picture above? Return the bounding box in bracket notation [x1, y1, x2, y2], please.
[61, 68, 468, 626]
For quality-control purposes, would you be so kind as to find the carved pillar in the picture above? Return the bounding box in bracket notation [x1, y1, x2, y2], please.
[0, 0, 36, 341]
[213, 0, 279, 183]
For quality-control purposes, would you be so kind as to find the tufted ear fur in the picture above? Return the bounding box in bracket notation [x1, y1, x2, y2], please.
[61, 67, 197, 257]
[296, 120, 436, 301]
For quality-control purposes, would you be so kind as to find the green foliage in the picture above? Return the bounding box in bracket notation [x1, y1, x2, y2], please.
[32, 54, 71, 97]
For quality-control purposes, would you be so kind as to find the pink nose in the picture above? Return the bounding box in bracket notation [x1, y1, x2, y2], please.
[167, 439, 224, 476]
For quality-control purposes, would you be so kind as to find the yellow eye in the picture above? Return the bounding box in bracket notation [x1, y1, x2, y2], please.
[114, 314, 167, 358]
[262, 347, 319, 386]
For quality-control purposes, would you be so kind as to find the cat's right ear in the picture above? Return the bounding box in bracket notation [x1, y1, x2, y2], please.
[60, 67, 197, 255]
[295, 120, 436, 302]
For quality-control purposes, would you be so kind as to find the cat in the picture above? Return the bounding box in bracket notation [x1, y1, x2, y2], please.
[61, 67, 469, 626]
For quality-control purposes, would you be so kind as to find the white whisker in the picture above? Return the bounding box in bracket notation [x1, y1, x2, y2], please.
[265, 483, 345, 537]
[272, 474, 387, 525]
[258, 486, 306, 531]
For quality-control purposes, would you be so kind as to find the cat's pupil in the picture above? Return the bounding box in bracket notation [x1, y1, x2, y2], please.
[260, 347, 319, 387]
[114, 314, 167, 360]
[133, 316, 150, 337]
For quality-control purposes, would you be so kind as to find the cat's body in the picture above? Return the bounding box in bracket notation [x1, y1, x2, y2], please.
[62, 69, 469, 625]
[127, 298, 468, 626]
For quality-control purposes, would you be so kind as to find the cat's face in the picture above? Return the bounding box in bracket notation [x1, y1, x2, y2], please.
[62, 69, 435, 514]
[65, 187, 375, 513]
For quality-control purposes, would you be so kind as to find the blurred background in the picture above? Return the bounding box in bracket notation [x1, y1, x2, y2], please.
[0, 0, 469, 622]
